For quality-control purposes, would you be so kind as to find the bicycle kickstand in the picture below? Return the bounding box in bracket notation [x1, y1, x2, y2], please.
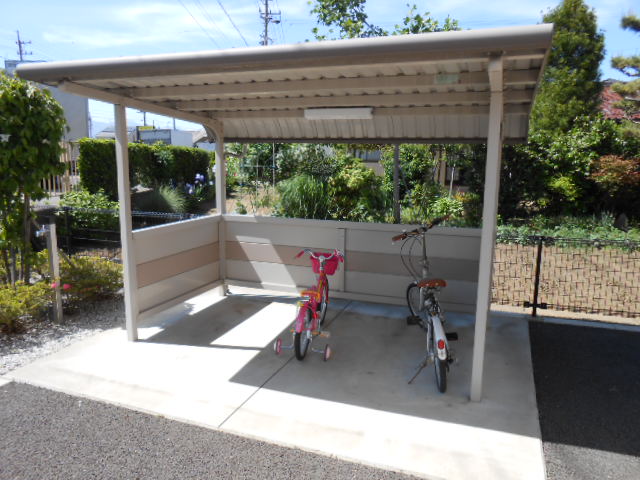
[408, 354, 430, 384]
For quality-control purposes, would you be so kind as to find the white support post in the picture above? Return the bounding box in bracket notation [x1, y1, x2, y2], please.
[211, 122, 227, 286]
[114, 104, 139, 341]
[470, 56, 504, 402]
[393, 144, 400, 223]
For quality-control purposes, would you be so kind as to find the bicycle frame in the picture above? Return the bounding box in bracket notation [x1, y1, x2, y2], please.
[294, 272, 328, 334]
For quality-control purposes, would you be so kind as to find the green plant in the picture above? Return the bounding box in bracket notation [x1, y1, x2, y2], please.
[0, 73, 67, 285]
[530, 0, 604, 135]
[59, 189, 119, 231]
[235, 201, 248, 215]
[0, 281, 53, 333]
[275, 175, 331, 220]
[60, 255, 123, 305]
[132, 186, 188, 214]
[327, 155, 386, 222]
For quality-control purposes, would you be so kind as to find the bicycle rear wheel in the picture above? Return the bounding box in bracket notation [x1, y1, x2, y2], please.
[406, 282, 423, 317]
[434, 355, 447, 393]
[294, 308, 312, 360]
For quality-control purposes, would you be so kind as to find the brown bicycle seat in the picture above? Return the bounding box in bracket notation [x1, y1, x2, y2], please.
[417, 278, 447, 288]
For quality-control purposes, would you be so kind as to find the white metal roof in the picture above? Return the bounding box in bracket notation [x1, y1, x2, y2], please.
[17, 24, 553, 144]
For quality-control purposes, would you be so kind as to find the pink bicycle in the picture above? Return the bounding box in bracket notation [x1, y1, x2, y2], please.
[274, 249, 344, 361]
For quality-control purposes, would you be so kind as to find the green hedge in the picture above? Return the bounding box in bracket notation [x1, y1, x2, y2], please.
[78, 139, 213, 200]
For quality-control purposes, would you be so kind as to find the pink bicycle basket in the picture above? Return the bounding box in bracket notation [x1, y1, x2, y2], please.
[311, 253, 341, 276]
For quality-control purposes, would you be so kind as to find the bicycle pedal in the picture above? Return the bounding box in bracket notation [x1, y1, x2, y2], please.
[318, 331, 330, 338]
[446, 332, 458, 341]
[406, 315, 420, 325]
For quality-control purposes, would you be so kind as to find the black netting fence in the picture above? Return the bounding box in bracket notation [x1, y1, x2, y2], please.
[50, 207, 203, 261]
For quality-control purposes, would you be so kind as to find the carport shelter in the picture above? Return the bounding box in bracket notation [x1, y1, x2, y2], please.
[17, 24, 553, 401]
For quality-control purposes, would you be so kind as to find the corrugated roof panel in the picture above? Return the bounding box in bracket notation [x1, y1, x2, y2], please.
[18, 25, 553, 143]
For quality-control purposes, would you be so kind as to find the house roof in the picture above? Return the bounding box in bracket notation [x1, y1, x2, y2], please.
[17, 24, 553, 144]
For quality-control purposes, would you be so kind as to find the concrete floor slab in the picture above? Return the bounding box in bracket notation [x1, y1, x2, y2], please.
[7, 288, 544, 480]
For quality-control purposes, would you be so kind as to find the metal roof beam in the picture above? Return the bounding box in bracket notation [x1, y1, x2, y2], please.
[107, 70, 539, 100]
[171, 89, 533, 112]
[211, 104, 529, 119]
[57, 81, 222, 131]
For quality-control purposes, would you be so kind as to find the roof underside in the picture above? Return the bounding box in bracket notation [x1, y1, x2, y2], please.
[17, 25, 553, 144]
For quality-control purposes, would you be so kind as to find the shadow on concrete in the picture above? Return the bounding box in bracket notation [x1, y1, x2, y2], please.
[530, 321, 640, 458]
[142, 295, 269, 348]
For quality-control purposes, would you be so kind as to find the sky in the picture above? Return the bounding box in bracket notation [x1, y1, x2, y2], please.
[1, 0, 638, 132]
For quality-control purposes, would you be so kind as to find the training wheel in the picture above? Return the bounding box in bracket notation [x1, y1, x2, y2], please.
[274, 338, 282, 355]
[323, 344, 331, 362]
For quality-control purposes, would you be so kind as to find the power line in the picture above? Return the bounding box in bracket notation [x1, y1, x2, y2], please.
[177, 0, 221, 48]
[273, 0, 286, 44]
[193, 0, 230, 45]
[216, 0, 250, 47]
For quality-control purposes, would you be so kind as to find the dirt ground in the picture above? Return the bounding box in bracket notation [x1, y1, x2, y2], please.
[492, 243, 640, 321]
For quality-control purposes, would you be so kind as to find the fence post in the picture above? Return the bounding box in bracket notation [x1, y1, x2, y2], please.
[64, 208, 71, 252]
[45, 217, 63, 323]
[531, 235, 544, 317]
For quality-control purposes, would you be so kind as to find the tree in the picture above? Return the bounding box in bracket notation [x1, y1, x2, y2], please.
[611, 14, 640, 122]
[0, 73, 67, 284]
[310, 1, 459, 40]
[530, 0, 604, 135]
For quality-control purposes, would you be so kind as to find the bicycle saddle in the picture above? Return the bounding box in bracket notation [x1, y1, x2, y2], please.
[300, 289, 321, 301]
[417, 278, 447, 288]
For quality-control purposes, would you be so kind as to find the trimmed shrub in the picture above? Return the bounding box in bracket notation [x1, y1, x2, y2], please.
[77, 139, 213, 200]
[0, 282, 53, 333]
[60, 255, 123, 306]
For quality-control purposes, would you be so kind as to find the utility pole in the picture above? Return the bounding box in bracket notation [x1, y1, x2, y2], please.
[260, 0, 281, 46]
[16, 30, 32, 61]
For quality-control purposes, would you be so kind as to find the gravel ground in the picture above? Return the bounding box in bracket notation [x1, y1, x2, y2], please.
[529, 321, 640, 480]
[0, 297, 124, 376]
[0, 382, 417, 480]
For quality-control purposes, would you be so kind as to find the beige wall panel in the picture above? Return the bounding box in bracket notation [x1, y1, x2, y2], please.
[346, 271, 477, 308]
[226, 259, 345, 292]
[226, 241, 344, 268]
[225, 221, 339, 250]
[347, 228, 481, 260]
[348, 251, 479, 282]
[133, 215, 220, 264]
[138, 262, 219, 313]
[137, 242, 219, 288]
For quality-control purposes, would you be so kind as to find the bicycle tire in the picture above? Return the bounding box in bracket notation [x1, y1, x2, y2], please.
[434, 355, 447, 393]
[294, 308, 312, 360]
[406, 282, 422, 317]
[318, 281, 329, 327]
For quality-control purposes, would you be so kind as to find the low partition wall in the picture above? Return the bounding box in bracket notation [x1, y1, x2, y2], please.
[224, 215, 481, 313]
[132, 214, 221, 317]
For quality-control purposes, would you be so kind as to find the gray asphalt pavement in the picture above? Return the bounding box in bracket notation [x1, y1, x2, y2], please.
[529, 321, 640, 480]
[0, 382, 417, 480]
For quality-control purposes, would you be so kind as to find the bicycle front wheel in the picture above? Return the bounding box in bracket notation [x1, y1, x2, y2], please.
[406, 282, 423, 317]
[294, 308, 312, 360]
[318, 281, 329, 327]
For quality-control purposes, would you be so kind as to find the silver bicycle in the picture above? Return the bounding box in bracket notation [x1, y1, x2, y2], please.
[392, 216, 457, 393]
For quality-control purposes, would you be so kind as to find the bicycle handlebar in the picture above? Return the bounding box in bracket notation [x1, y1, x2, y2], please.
[391, 215, 450, 242]
[296, 248, 344, 262]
